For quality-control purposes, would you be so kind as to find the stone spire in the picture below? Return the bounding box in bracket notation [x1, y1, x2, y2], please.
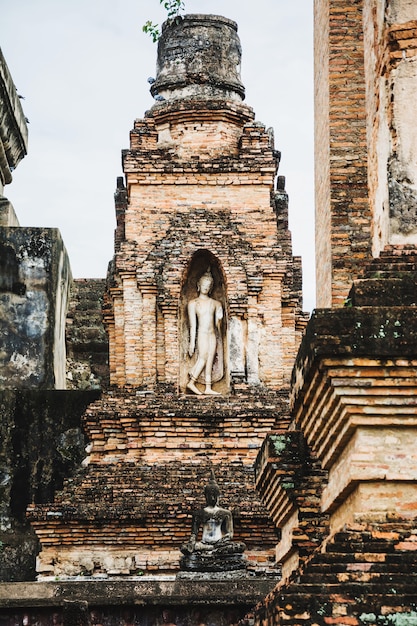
[101, 12, 306, 392]
[150, 14, 245, 103]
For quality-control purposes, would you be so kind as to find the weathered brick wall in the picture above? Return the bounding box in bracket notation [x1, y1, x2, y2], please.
[314, 0, 372, 307]
[66, 279, 109, 389]
[315, 0, 417, 307]
[363, 0, 417, 259]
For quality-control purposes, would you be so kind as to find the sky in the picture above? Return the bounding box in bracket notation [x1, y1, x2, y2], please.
[1, 0, 315, 311]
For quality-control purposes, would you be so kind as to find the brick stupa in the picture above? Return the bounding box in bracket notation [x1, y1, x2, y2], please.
[28, 15, 307, 601]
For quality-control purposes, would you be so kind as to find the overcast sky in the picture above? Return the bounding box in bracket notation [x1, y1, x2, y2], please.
[1, 0, 315, 311]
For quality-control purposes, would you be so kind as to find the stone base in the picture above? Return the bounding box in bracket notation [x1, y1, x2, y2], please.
[0, 578, 279, 608]
[180, 543, 247, 573]
[176, 570, 252, 580]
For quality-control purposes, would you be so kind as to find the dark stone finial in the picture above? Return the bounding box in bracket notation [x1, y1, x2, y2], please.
[151, 14, 245, 103]
[277, 176, 286, 191]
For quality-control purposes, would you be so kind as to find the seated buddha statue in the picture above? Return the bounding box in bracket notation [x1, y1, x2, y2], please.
[180, 473, 246, 572]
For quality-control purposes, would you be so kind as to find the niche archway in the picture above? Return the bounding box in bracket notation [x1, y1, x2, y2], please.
[179, 249, 229, 395]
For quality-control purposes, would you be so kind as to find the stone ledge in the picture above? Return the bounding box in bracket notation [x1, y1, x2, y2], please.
[0, 196, 19, 226]
[290, 306, 417, 409]
[0, 578, 278, 608]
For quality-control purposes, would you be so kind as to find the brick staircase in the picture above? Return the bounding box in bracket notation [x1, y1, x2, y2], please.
[349, 245, 417, 307]
[252, 520, 417, 624]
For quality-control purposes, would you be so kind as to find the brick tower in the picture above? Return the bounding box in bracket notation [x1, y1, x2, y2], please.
[314, 0, 417, 307]
[27, 14, 307, 616]
[104, 14, 307, 393]
[246, 1, 417, 621]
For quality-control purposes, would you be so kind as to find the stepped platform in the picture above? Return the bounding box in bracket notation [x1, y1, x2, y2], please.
[27, 389, 290, 579]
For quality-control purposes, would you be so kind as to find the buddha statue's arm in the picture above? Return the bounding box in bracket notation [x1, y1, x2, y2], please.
[222, 510, 234, 540]
[190, 510, 203, 538]
[188, 300, 197, 357]
[215, 301, 223, 332]
[181, 512, 200, 555]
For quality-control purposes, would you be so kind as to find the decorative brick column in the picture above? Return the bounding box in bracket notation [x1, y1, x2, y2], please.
[104, 14, 307, 392]
[314, 0, 371, 307]
[291, 249, 417, 532]
[315, 0, 417, 307]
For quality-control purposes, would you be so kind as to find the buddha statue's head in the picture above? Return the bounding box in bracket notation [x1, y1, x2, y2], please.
[197, 268, 214, 295]
[204, 472, 220, 506]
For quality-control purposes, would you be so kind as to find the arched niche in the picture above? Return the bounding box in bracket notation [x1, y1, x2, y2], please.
[179, 249, 229, 395]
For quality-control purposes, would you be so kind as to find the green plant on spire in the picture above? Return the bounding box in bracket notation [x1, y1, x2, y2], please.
[143, 0, 185, 42]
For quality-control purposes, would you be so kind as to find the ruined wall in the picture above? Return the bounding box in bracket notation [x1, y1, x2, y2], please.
[314, 0, 372, 307]
[315, 0, 417, 306]
[0, 227, 71, 389]
[364, 0, 417, 254]
[28, 389, 290, 579]
[66, 279, 109, 390]
[0, 390, 100, 581]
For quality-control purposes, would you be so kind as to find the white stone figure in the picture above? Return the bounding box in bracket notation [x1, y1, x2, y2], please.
[187, 269, 223, 395]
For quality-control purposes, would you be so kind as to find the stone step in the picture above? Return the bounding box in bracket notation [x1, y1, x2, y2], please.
[302, 555, 417, 574]
[275, 583, 417, 598]
[272, 592, 417, 623]
[325, 540, 409, 553]
[301, 569, 417, 584]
